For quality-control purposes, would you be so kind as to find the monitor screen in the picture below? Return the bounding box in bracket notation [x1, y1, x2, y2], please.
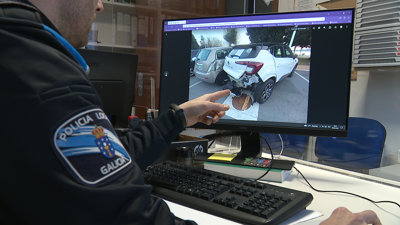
[159, 9, 354, 152]
[77, 49, 138, 128]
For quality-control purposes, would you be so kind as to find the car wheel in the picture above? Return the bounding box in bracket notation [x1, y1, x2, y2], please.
[288, 64, 298, 77]
[254, 79, 275, 104]
[215, 71, 229, 86]
[190, 68, 195, 77]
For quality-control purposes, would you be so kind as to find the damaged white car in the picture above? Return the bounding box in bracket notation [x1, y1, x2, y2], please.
[223, 43, 298, 104]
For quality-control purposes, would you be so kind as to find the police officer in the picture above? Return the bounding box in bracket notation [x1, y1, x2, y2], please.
[0, 0, 229, 224]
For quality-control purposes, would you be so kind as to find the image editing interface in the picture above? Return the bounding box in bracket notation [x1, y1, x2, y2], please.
[159, 9, 354, 138]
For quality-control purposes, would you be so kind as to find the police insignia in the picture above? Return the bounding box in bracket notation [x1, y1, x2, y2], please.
[92, 125, 115, 159]
[51, 107, 133, 186]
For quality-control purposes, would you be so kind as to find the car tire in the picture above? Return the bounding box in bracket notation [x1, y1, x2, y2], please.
[254, 79, 275, 104]
[288, 64, 298, 77]
[215, 71, 229, 86]
[190, 68, 195, 77]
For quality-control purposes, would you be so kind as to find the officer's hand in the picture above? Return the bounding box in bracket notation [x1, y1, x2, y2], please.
[179, 90, 230, 127]
[320, 207, 382, 225]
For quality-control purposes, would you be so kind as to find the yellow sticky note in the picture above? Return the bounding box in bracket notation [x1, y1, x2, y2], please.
[208, 153, 236, 162]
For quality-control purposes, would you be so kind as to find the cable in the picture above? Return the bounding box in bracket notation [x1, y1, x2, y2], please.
[273, 134, 304, 159]
[207, 139, 215, 149]
[277, 134, 284, 159]
[293, 166, 400, 208]
[205, 131, 236, 149]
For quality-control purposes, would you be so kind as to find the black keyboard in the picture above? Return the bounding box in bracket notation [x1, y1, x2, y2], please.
[143, 161, 313, 225]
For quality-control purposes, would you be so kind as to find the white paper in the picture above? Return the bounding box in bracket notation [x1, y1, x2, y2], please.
[117, 12, 124, 32]
[296, 0, 316, 11]
[124, 13, 131, 32]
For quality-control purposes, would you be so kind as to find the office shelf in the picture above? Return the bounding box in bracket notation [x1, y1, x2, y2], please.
[88, 0, 225, 118]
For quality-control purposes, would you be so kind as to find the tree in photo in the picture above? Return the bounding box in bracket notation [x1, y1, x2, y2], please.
[246, 27, 293, 44]
[199, 35, 206, 48]
[199, 35, 223, 48]
[292, 28, 312, 51]
[223, 28, 237, 46]
[191, 33, 200, 49]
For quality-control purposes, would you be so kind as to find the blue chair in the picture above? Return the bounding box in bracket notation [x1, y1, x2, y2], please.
[261, 133, 308, 159]
[315, 117, 386, 171]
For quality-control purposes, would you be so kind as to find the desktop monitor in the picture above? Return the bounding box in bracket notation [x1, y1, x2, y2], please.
[77, 49, 138, 128]
[159, 9, 354, 157]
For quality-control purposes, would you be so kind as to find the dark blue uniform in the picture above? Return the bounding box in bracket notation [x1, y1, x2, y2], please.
[0, 1, 194, 224]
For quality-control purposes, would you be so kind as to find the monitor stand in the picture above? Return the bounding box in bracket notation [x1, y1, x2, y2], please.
[235, 132, 263, 159]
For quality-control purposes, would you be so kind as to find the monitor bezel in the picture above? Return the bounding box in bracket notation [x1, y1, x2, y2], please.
[159, 8, 355, 138]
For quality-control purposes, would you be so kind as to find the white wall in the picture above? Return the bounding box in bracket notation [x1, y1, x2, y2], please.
[350, 70, 400, 166]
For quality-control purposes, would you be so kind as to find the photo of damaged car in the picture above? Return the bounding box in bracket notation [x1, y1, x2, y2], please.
[194, 47, 232, 86]
[223, 43, 298, 104]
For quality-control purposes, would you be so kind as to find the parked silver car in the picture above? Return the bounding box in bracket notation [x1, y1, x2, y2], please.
[194, 47, 232, 86]
[223, 43, 298, 104]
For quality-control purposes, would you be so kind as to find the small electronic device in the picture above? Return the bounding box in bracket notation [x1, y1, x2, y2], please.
[77, 49, 138, 128]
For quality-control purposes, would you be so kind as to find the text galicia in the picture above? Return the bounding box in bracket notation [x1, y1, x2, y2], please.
[100, 157, 129, 175]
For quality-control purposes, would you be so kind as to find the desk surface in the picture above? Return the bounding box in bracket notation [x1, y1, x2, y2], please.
[164, 162, 400, 225]
[369, 164, 400, 182]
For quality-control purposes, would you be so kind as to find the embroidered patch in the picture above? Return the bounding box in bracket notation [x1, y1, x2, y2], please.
[52, 107, 133, 186]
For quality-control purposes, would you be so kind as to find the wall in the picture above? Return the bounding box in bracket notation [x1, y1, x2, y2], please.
[225, 0, 247, 15]
[350, 70, 400, 166]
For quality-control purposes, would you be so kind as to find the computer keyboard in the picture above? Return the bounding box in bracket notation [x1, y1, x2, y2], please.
[143, 161, 313, 225]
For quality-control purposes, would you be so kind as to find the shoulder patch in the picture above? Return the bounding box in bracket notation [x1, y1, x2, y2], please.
[51, 107, 133, 186]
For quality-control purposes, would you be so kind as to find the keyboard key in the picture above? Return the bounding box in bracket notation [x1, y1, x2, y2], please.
[219, 199, 227, 206]
[237, 205, 255, 214]
[235, 178, 243, 184]
[201, 193, 213, 200]
[282, 197, 292, 203]
[226, 201, 237, 208]
[226, 196, 236, 202]
[243, 191, 252, 197]
[202, 189, 218, 198]
[272, 201, 287, 210]
[252, 208, 263, 216]
[214, 185, 230, 194]
[146, 177, 181, 191]
[262, 208, 276, 219]
[184, 188, 195, 195]
[177, 186, 188, 193]
[192, 190, 203, 198]
[213, 197, 223, 204]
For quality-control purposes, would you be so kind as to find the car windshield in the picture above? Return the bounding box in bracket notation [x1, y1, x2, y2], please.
[197, 49, 212, 61]
[228, 48, 255, 59]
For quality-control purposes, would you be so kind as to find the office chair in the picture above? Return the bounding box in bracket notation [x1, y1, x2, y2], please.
[315, 117, 386, 172]
[261, 133, 308, 159]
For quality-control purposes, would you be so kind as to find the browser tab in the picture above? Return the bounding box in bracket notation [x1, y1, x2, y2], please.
[168, 20, 186, 25]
